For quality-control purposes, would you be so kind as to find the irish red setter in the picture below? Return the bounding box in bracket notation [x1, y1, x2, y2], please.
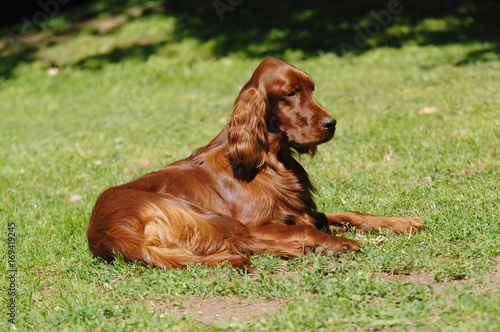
[87, 58, 424, 270]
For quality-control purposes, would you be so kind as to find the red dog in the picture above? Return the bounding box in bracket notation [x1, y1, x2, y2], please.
[87, 58, 424, 270]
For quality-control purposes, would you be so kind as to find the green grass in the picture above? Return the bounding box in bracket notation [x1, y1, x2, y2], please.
[1, 4, 500, 331]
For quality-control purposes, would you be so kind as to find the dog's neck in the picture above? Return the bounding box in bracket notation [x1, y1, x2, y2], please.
[192, 127, 313, 182]
[187, 127, 317, 213]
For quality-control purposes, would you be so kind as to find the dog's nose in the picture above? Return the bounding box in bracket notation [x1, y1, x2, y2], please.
[320, 117, 337, 131]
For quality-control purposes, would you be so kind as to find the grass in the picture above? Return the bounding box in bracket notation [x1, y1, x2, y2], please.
[1, 3, 500, 331]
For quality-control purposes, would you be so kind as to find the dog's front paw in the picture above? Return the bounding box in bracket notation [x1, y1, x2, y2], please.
[393, 217, 425, 234]
[316, 237, 362, 256]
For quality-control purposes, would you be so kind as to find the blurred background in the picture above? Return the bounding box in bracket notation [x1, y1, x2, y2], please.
[1, 0, 499, 80]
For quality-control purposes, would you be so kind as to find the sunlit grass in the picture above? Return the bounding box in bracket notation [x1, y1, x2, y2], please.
[1, 6, 499, 330]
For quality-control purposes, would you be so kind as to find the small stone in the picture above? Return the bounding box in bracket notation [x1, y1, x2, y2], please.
[421, 176, 432, 184]
[418, 106, 437, 114]
[69, 195, 83, 202]
[47, 67, 59, 76]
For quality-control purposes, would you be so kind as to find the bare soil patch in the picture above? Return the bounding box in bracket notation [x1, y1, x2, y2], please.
[379, 263, 500, 297]
[149, 297, 286, 324]
[146, 263, 499, 324]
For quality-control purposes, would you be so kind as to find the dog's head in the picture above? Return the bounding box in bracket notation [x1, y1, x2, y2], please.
[228, 57, 336, 170]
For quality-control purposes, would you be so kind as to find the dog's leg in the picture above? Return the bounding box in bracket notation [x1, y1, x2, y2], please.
[324, 212, 425, 234]
[248, 224, 362, 256]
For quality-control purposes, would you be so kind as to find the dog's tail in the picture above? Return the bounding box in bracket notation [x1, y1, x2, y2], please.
[140, 244, 251, 269]
[87, 219, 253, 270]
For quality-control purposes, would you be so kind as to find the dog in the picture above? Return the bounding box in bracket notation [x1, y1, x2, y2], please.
[87, 58, 424, 270]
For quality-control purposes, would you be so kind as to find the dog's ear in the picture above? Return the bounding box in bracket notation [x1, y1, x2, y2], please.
[227, 86, 268, 170]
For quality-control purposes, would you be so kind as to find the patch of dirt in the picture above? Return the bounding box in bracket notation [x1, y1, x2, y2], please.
[148, 297, 286, 324]
[381, 270, 435, 285]
[379, 263, 500, 297]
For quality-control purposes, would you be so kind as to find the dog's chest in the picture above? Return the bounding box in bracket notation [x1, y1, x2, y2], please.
[232, 166, 314, 225]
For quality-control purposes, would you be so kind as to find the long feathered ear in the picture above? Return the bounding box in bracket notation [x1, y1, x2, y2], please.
[227, 86, 268, 171]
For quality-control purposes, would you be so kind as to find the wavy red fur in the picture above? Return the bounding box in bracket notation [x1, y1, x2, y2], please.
[87, 58, 425, 270]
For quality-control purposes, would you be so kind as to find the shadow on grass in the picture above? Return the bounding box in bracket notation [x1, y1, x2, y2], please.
[455, 44, 500, 66]
[1, 0, 499, 80]
[162, 0, 500, 57]
[0, 0, 142, 79]
[74, 43, 162, 70]
[166, 2, 361, 57]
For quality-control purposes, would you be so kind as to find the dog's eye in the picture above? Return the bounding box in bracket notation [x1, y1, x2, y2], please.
[285, 91, 296, 97]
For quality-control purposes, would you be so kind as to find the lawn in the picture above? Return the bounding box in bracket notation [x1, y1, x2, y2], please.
[1, 2, 499, 331]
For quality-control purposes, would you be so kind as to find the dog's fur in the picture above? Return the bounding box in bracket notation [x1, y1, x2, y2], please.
[87, 58, 424, 270]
